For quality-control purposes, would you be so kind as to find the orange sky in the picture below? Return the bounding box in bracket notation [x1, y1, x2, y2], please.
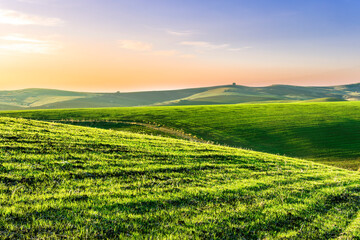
[1, 0, 360, 92]
[2, 47, 359, 92]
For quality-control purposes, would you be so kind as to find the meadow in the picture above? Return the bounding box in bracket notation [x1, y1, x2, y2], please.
[1, 83, 359, 110]
[2, 117, 360, 239]
[3, 101, 360, 170]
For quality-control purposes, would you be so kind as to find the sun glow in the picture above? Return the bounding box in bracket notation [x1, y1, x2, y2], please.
[0, 0, 359, 91]
[0, 9, 63, 26]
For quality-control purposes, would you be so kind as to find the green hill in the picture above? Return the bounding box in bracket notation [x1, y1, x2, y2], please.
[0, 103, 24, 111]
[2, 117, 360, 239]
[0, 87, 212, 110]
[157, 83, 360, 106]
[0, 83, 359, 110]
[4, 102, 360, 170]
[301, 97, 346, 102]
[0, 88, 93, 108]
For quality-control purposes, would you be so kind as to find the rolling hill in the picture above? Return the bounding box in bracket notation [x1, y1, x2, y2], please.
[2, 117, 360, 238]
[0, 87, 210, 110]
[0, 88, 93, 109]
[3, 102, 359, 170]
[0, 83, 359, 110]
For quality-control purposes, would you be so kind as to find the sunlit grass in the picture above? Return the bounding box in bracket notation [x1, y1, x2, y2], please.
[1, 117, 360, 239]
[3, 101, 360, 170]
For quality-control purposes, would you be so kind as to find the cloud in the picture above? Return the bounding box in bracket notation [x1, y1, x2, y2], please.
[181, 41, 229, 49]
[118, 40, 153, 51]
[228, 47, 253, 51]
[0, 9, 63, 26]
[118, 39, 196, 59]
[181, 41, 252, 52]
[167, 30, 193, 37]
[153, 50, 179, 56]
[0, 35, 45, 43]
[0, 34, 61, 54]
[16, 0, 55, 3]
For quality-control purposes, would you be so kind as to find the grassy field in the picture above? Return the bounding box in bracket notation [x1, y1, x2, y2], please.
[3, 101, 360, 170]
[1, 83, 359, 110]
[52, 120, 189, 140]
[2, 117, 360, 238]
[0, 87, 211, 110]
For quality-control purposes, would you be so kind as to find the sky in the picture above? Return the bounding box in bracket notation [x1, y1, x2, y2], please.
[0, 0, 360, 92]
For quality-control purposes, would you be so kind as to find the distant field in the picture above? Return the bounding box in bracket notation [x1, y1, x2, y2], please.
[3, 102, 360, 170]
[0, 83, 359, 110]
[2, 117, 360, 238]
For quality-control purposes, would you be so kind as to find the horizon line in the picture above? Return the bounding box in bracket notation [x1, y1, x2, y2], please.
[1, 81, 359, 94]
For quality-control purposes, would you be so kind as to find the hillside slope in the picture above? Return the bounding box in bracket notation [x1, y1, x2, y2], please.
[0, 88, 93, 108]
[0, 87, 212, 110]
[0, 104, 24, 111]
[2, 117, 360, 239]
[0, 83, 359, 110]
[155, 83, 360, 106]
[4, 102, 359, 170]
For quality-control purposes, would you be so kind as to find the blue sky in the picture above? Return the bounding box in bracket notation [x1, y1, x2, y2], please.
[0, 0, 360, 91]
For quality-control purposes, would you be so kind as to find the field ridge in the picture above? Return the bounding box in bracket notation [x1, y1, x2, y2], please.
[52, 119, 208, 143]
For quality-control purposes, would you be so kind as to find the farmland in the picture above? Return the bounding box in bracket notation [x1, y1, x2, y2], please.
[2, 117, 360, 239]
[3, 101, 360, 170]
[0, 83, 359, 110]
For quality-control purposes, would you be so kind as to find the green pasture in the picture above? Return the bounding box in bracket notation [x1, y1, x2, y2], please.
[3, 102, 359, 170]
[2, 117, 360, 239]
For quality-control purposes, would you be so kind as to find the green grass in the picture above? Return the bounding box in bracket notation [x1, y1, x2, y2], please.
[0, 88, 93, 108]
[301, 97, 346, 102]
[0, 87, 211, 109]
[3, 102, 360, 170]
[0, 104, 24, 111]
[2, 117, 360, 239]
[1, 83, 359, 110]
[53, 120, 187, 140]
